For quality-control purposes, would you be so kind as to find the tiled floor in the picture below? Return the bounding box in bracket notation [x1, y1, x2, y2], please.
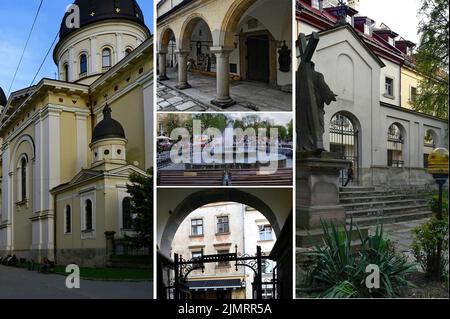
[157, 68, 292, 112]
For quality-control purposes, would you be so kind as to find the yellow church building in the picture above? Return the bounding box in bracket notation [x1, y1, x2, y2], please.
[0, 0, 153, 267]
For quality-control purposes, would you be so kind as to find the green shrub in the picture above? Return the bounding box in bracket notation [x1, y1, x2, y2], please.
[429, 194, 449, 217]
[306, 220, 415, 298]
[411, 217, 449, 280]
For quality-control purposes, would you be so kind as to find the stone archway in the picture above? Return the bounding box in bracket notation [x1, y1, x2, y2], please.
[158, 27, 176, 81]
[329, 111, 361, 185]
[176, 14, 214, 90]
[159, 188, 281, 256]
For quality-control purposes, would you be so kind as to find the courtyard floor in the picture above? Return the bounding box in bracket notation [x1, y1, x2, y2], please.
[0, 265, 153, 299]
[157, 68, 292, 112]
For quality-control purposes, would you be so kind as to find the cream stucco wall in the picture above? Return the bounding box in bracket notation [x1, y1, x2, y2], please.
[55, 21, 149, 85]
[401, 66, 422, 110]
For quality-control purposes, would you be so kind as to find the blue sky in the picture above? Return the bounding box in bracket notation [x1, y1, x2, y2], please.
[0, 0, 153, 98]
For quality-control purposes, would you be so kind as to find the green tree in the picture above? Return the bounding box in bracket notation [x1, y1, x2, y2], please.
[194, 113, 228, 132]
[126, 169, 153, 254]
[287, 119, 293, 140]
[412, 0, 449, 120]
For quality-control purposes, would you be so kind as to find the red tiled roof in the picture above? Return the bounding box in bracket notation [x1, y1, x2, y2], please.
[297, 0, 405, 64]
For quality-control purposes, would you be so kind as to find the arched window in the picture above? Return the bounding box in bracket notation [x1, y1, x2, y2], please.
[102, 48, 112, 69]
[85, 199, 93, 231]
[125, 48, 132, 56]
[122, 197, 133, 230]
[387, 123, 404, 167]
[65, 205, 72, 234]
[63, 63, 69, 81]
[80, 54, 88, 75]
[19, 156, 28, 201]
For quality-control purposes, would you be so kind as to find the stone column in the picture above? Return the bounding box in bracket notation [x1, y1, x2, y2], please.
[158, 49, 169, 81]
[210, 47, 236, 108]
[175, 50, 191, 90]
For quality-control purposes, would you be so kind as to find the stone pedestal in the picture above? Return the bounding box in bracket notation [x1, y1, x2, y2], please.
[210, 47, 236, 108]
[296, 152, 350, 247]
[158, 50, 169, 81]
[175, 50, 191, 89]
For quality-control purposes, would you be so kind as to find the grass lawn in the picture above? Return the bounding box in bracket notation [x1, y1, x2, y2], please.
[54, 265, 152, 281]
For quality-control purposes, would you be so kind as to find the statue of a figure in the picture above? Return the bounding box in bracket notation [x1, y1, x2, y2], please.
[296, 32, 337, 153]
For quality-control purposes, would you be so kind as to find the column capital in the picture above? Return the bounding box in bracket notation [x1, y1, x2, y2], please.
[158, 48, 169, 55]
[209, 46, 235, 55]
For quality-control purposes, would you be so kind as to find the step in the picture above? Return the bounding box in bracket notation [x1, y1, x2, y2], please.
[346, 204, 430, 218]
[296, 226, 368, 248]
[339, 191, 391, 198]
[342, 199, 420, 211]
[340, 186, 376, 193]
[347, 211, 432, 227]
[340, 194, 424, 203]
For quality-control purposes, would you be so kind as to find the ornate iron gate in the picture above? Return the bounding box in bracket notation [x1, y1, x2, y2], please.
[164, 246, 277, 300]
[329, 113, 359, 185]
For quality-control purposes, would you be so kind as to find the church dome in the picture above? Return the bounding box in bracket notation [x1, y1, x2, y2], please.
[92, 104, 126, 143]
[0, 86, 7, 106]
[58, 0, 147, 45]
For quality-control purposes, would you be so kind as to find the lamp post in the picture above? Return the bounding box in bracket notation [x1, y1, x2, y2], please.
[428, 148, 449, 220]
[427, 147, 449, 279]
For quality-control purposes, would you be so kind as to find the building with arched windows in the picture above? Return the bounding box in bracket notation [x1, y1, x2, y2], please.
[296, 0, 448, 188]
[0, 0, 153, 266]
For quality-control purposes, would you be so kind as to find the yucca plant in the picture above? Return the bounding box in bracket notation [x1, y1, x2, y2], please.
[305, 219, 415, 298]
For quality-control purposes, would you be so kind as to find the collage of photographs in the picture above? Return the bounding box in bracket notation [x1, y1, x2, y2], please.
[0, 0, 448, 304]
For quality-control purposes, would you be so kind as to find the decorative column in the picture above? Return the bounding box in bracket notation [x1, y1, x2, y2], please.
[175, 50, 191, 90]
[210, 47, 236, 108]
[89, 36, 97, 74]
[68, 46, 75, 82]
[116, 33, 124, 62]
[0, 144, 12, 253]
[75, 111, 89, 171]
[158, 49, 169, 81]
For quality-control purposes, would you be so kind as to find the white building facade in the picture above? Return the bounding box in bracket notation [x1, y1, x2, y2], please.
[297, 0, 448, 188]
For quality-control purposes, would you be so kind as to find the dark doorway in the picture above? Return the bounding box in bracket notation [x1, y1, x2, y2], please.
[247, 35, 270, 82]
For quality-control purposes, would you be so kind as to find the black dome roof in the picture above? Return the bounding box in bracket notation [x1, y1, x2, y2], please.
[92, 104, 126, 143]
[58, 0, 147, 44]
[0, 87, 7, 106]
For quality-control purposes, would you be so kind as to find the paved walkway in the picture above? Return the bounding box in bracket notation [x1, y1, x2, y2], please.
[0, 266, 153, 299]
[158, 68, 292, 112]
[368, 218, 429, 263]
[157, 82, 213, 112]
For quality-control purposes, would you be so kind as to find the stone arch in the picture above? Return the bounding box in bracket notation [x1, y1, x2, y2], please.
[179, 13, 213, 51]
[159, 26, 176, 51]
[387, 122, 407, 167]
[424, 127, 440, 147]
[9, 134, 35, 171]
[160, 188, 281, 255]
[220, 0, 258, 47]
[329, 111, 361, 183]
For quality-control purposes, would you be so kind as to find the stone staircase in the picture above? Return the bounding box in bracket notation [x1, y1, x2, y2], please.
[341, 186, 432, 226]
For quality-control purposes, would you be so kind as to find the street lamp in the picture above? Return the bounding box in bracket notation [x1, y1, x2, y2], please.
[427, 147, 449, 220]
